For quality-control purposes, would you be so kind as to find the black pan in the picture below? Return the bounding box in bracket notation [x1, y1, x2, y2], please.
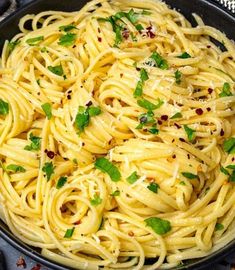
[0, 0, 234, 269]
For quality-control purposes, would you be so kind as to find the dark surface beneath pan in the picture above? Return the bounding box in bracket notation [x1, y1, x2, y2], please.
[0, 0, 235, 269]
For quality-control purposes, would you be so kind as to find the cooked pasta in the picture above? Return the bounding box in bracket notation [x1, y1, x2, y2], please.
[0, 0, 235, 269]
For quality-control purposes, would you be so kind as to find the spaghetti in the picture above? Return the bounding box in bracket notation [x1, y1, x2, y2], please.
[0, 0, 235, 269]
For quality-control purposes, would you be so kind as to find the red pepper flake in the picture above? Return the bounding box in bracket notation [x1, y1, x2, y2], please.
[207, 45, 211, 48]
[232, 157, 235, 162]
[47, 151, 55, 159]
[179, 138, 186, 142]
[120, 73, 123, 78]
[75, 220, 81, 225]
[146, 26, 155, 38]
[98, 37, 102, 42]
[122, 28, 130, 39]
[128, 231, 134, 237]
[98, 28, 101, 33]
[82, 142, 85, 146]
[31, 264, 41, 270]
[60, 205, 67, 213]
[195, 108, 203, 115]
[158, 120, 162, 125]
[68, 90, 72, 94]
[174, 123, 181, 129]
[161, 115, 168, 121]
[172, 154, 176, 159]
[44, 149, 48, 153]
[206, 107, 211, 112]
[208, 88, 213, 94]
[187, 154, 190, 159]
[67, 95, 71, 100]
[16, 256, 27, 268]
[171, 139, 175, 143]
[220, 129, 224, 136]
[86, 101, 92, 106]
[136, 67, 141, 71]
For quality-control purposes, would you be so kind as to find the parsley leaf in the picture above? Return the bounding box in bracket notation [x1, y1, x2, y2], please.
[95, 157, 121, 182]
[75, 106, 101, 132]
[219, 82, 232, 97]
[175, 70, 182, 84]
[0, 99, 9, 115]
[179, 181, 186, 186]
[223, 137, 235, 154]
[8, 40, 20, 54]
[177, 52, 191, 59]
[140, 68, 149, 81]
[126, 171, 139, 184]
[142, 10, 151, 15]
[145, 217, 171, 235]
[48, 64, 64, 76]
[58, 33, 77, 46]
[135, 24, 144, 31]
[182, 172, 198, 179]
[111, 190, 120, 196]
[137, 98, 163, 111]
[56, 176, 67, 189]
[41, 103, 52, 120]
[215, 223, 224, 231]
[24, 133, 41, 151]
[147, 182, 159, 193]
[170, 112, 182, 119]
[148, 126, 159, 134]
[26, 36, 44, 46]
[134, 81, 143, 97]
[42, 162, 55, 181]
[184, 125, 196, 142]
[64, 227, 75, 238]
[136, 111, 155, 129]
[150, 52, 168, 70]
[220, 166, 229, 175]
[90, 194, 102, 206]
[59, 24, 77, 32]
[6, 164, 26, 173]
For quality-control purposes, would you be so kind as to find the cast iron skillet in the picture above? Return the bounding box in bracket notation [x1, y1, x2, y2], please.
[0, 0, 234, 269]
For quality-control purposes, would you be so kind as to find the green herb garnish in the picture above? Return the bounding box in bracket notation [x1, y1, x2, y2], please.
[0, 99, 9, 115]
[58, 33, 77, 46]
[126, 171, 139, 184]
[175, 70, 182, 84]
[6, 164, 26, 173]
[48, 64, 64, 76]
[215, 223, 224, 231]
[8, 40, 20, 54]
[219, 82, 232, 97]
[42, 162, 55, 181]
[223, 137, 235, 154]
[182, 172, 198, 179]
[111, 190, 120, 196]
[184, 125, 196, 142]
[59, 24, 77, 32]
[90, 194, 102, 206]
[56, 176, 67, 189]
[170, 112, 182, 119]
[95, 157, 121, 182]
[177, 52, 191, 59]
[147, 182, 159, 193]
[26, 36, 44, 46]
[41, 103, 52, 120]
[145, 217, 171, 235]
[150, 51, 168, 70]
[24, 133, 41, 151]
[64, 227, 75, 238]
[137, 98, 163, 111]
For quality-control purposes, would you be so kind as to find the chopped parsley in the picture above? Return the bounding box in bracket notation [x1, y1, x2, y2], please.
[48, 64, 64, 76]
[64, 227, 75, 238]
[220, 165, 235, 182]
[111, 190, 120, 196]
[0, 99, 9, 115]
[223, 137, 235, 154]
[42, 162, 55, 181]
[59, 24, 77, 32]
[145, 217, 171, 235]
[126, 171, 139, 184]
[133, 68, 149, 97]
[182, 172, 198, 179]
[58, 33, 77, 46]
[147, 182, 159, 193]
[137, 98, 163, 111]
[150, 51, 168, 70]
[184, 125, 196, 142]
[215, 223, 224, 231]
[8, 40, 20, 54]
[136, 111, 155, 129]
[56, 176, 67, 189]
[90, 194, 102, 206]
[219, 82, 232, 97]
[75, 106, 101, 132]
[177, 52, 191, 59]
[148, 126, 159, 134]
[170, 112, 182, 119]
[175, 70, 182, 84]
[95, 157, 121, 182]
[179, 181, 186, 186]
[6, 164, 26, 173]
[24, 133, 41, 151]
[41, 103, 52, 120]
[26, 36, 44, 46]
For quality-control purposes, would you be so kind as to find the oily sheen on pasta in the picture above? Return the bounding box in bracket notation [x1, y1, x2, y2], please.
[0, 0, 235, 269]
